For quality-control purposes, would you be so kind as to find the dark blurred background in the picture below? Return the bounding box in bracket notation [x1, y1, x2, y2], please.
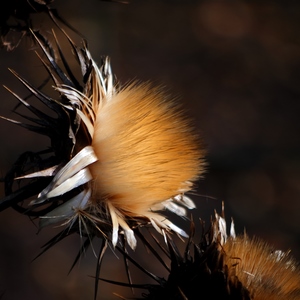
[0, 0, 300, 299]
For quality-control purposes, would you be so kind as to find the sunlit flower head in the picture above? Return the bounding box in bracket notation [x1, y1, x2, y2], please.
[0, 28, 206, 252]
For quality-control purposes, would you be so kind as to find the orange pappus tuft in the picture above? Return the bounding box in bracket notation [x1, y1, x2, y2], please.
[89, 83, 204, 217]
[223, 235, 300, 299]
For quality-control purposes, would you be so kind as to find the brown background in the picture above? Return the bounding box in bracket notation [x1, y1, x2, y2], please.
[0, 0, 300, 299]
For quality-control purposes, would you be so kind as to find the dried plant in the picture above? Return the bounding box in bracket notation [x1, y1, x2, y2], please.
[0, 2, 299, 300]
[118, 206, 300, 300]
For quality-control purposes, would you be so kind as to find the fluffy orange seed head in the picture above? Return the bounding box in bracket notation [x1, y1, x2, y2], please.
[89, 83, 205, 217]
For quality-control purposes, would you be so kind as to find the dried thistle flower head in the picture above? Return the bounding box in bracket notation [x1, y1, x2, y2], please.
[121, 205, 300, 300]
[0, 27, 205, 253]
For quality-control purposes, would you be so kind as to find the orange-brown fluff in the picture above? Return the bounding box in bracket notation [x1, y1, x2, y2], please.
[223, 235, 300, 300]
[89, 83, 205, 217]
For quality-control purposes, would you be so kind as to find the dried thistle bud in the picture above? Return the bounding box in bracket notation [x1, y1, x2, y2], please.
[0, 0, 53, 50]
[125, 206, 300, 300]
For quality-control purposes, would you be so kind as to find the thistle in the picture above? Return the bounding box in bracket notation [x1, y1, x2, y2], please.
[0, 19, 206, 297]
[106, 205, 300, 300]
